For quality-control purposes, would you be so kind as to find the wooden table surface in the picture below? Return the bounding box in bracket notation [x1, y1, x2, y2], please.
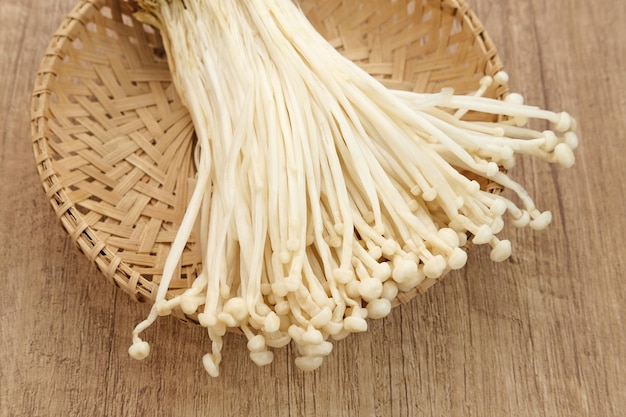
[2, 1, 625, 416]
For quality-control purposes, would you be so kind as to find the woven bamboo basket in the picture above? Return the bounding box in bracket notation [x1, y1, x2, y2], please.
[31, 0, 506, 323]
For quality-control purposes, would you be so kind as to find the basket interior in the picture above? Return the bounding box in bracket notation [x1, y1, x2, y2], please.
[31, 0, 504, 319]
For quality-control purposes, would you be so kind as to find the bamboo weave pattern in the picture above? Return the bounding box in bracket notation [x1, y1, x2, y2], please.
[31, 0, 504, 321]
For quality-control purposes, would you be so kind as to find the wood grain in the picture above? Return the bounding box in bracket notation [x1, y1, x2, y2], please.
[1, 1, 624, 416]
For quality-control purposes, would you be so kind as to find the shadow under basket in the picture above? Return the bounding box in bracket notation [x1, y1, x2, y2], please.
[31, 0, 506, 323]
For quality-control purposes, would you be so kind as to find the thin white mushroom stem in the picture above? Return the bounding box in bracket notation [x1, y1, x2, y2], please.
[129, 163, 211, 353]
[397, 103, 502, 179]
[351, 240, 391, 281]
[350, 212, 392, 252]
[452, 192, 499, 228]
[423, 108, 568, 163]
[400, 89, 575, 132]
[284, 292, 311, 327]
[488, 171, 552, 228]
[202, 328, 224, 377]
[292, 287, 324, 320]
[453, 74, 496, 119]
[420, 109, 520, 154]
[488, 236, 513, 262]
[272, 74, 295, 266]
[278, 78, 307, 261]
[300, 260, 332, 307]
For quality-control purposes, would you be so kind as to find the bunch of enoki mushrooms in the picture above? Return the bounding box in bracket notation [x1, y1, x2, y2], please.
[127, 0, 577, 376]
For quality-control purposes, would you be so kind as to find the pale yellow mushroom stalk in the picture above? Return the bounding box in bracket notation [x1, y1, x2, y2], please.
[129, 0, 577, 376]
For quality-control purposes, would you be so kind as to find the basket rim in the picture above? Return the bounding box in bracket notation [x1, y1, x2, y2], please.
[30, 0, 505, 321]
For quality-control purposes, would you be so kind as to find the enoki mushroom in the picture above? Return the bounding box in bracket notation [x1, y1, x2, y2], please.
[129, 0, 577, 376]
